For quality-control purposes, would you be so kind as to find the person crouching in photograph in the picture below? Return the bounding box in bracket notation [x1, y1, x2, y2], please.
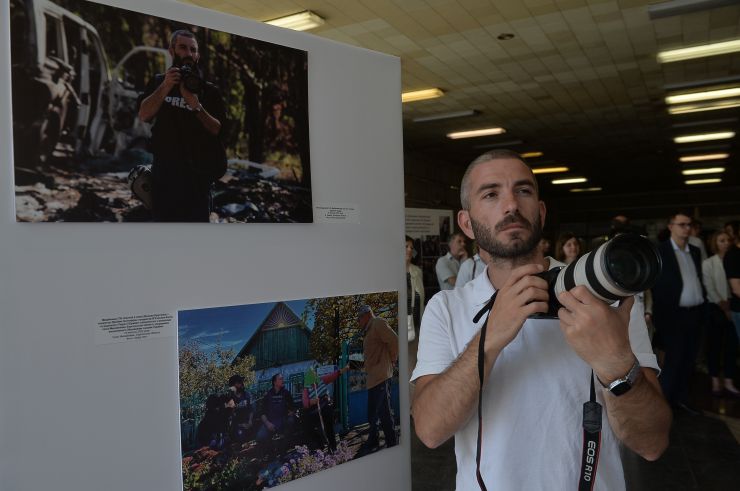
[138, 29, 227, 222]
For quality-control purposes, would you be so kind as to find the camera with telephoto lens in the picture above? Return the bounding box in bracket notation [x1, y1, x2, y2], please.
[178, 61, 203, 93]
[532, 233, 662, 318]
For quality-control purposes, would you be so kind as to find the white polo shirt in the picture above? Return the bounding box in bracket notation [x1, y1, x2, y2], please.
[435, 252, 461, 290]
[411, 259, 658, 491]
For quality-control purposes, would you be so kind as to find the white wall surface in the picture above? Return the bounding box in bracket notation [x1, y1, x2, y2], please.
[0, 0, 409, 489]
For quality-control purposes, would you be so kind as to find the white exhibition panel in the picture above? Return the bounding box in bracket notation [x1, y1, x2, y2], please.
[0, 0, 409, 490]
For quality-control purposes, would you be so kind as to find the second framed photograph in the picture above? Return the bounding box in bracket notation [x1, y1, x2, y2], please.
[177, 291, 400, 489]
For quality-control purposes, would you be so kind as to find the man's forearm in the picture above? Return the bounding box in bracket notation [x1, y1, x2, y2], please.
[195, 107, 221, 135]
[412, 331, 497, 448]
[603, 369, 671, 461]
[138, 83, 169, 122]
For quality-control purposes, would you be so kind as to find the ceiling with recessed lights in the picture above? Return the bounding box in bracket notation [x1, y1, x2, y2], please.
[182, 0, 739, 222]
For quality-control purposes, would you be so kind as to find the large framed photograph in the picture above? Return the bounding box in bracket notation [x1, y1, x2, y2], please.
[177, 291, 400, 489]
[10, 0, 312, 223]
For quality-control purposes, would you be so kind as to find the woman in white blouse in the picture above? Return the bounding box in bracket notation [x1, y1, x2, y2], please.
[702, 231, 739, 396]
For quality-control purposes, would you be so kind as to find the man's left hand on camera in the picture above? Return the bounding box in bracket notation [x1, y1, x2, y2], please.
[180, 84, 200, 112]
[557, 287, 636, 384]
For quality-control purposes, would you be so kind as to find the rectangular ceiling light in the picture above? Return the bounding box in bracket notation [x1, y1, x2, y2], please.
[402, 88, 444, 103]
[682, 167, 726, 175]
[685, 178, 722, 185]
[552, 177, 587, 184]
[649, 0, 738, 20]
[521, 151, 543, 158]
[674, 131, 735, 143]
[570, 187, 603, 193]
[668, 99, 740, 115]
[666, 87, 740, 105]
[412, 110, 478, 123]
[532, 166, 569, 174]
[679, 153, 729, 162]
[447, 127, 506, 139]
[265, 10, 326, 31]
[658, 39, 740, 63]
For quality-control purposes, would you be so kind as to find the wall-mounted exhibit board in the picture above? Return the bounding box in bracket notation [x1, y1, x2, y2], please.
[0, 0, 408, 489]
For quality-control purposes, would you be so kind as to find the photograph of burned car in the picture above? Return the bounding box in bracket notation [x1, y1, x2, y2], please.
[10, 0, 312, 223]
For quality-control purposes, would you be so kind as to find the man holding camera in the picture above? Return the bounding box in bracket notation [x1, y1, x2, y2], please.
[138, 30, 226, 222]
[411, 150, 671, 490]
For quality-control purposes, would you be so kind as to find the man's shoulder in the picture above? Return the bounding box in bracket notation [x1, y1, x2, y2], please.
[427, 279, 481, 311]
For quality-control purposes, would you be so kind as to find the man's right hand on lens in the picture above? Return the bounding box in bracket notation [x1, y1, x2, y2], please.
[485, 263, 549, 354]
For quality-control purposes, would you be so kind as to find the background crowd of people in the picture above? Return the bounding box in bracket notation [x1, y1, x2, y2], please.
[406, 215, 740, 411]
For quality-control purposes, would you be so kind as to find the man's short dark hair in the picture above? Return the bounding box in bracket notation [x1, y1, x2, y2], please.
[169, 29, 197, 50]
[228, 374, 244, 386]
[449, 231, 466, 244]
[460, 149, 537, 210]
[271, 373, 282, 386]
[668, 212, 691, 223]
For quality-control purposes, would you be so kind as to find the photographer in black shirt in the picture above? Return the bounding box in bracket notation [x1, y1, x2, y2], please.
[138, 29, 226, 222]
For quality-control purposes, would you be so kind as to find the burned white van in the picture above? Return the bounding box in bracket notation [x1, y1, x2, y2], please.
[10, 0, 170, 165]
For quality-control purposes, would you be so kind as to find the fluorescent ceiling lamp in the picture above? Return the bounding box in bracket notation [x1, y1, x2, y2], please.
[685, 178, 722, 185]
[413, 110, 478, 123]
[521, 151, 543, 158]
[668, 99, 740, 115]
[682, 167, 725, 175]
[674, 131, 735, 143]
[265, 10, 325, 31]
[570, 187, 602, 193]
[665, 87, 740, 105]
[658, 39, 740, 63]
[649, 0, 739, 20]
[532, 166, 569, 174]
[679, 153, 729, 162]
[402, 88, 444, 103]
[447, 127, 506, 139]
[552, 177, 587, 184]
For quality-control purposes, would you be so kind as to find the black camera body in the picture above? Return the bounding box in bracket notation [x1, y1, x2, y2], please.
[531, 233, 662, 319]
[178, 61, 203, 93]
[532, 266, 566, 318]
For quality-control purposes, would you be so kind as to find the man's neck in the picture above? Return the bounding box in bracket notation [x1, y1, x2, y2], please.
[672, 236, 688, 249]
[486, 252, 548, 290]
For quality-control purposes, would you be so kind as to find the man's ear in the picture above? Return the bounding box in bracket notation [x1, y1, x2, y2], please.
[457, 210, 475, 241]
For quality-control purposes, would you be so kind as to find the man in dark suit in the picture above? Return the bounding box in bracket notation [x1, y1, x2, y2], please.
[652, 213, 706, 414]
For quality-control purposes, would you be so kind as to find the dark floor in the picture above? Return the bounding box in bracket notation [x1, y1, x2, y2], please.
[410, 371, 740, 491]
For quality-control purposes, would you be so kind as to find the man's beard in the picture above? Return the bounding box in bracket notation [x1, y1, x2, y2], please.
[173, 55, 197, 67]
[471, 211, 542, 260]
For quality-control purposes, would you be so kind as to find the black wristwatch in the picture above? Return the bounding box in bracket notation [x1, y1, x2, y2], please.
[598, 359, 641, 396]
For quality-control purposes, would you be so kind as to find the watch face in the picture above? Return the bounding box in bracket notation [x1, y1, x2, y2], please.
[610, 381, 632, 396]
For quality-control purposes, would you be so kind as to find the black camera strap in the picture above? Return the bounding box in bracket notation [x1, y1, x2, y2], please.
[579, 372, 603, 491]
[471, 293, 603, 491]
[472, 292, 497, 491]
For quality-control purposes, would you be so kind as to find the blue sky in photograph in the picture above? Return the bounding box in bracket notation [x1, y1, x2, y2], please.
[178, 299, 310, 354]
